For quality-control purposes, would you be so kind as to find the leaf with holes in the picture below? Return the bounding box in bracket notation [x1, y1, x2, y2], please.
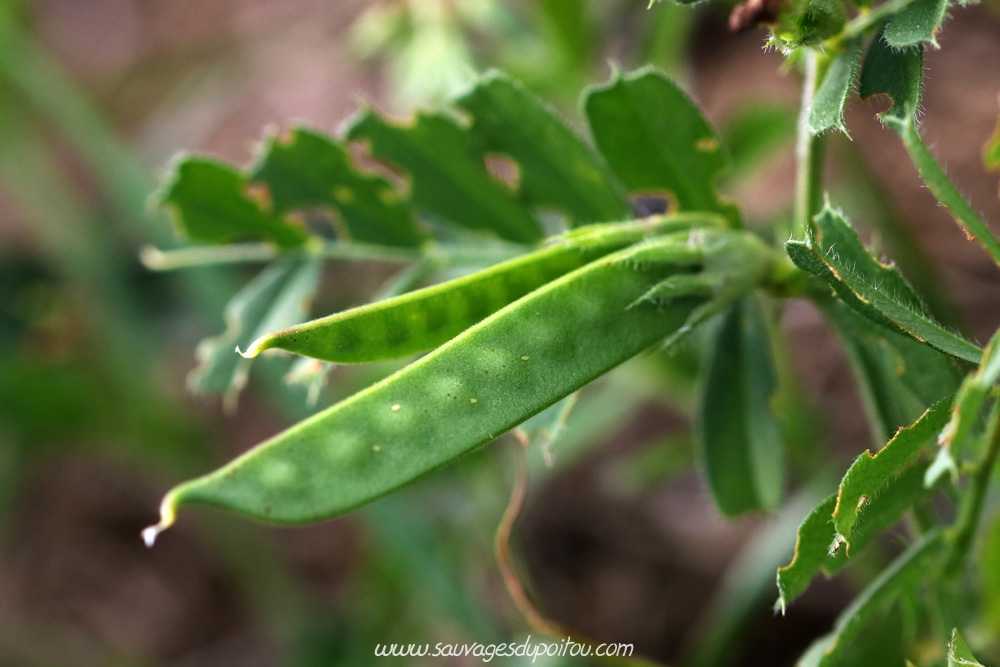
[155, 157, 311, 248]
[250, 127, 424, 247]
[585, 68, 738, 224]
[346, 108, 542, 243]
[455, 71, 629, 225]
[859, 28, 924, 126]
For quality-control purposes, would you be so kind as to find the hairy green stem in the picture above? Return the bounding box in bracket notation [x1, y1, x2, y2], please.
[894, 115, 1000, 268]
[944, 399, 1000, 575]
[794, 49, 829, 235]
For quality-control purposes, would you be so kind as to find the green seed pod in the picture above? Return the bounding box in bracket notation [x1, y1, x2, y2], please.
[241, 213, 724, 363]
[144, 235, 708, 540]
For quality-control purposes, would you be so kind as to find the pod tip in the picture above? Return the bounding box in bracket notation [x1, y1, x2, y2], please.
[141, 525, 163, 548]
[139, 246, 167, 270]
[141, 495, 178, 548]
[236, 338, 266, 359]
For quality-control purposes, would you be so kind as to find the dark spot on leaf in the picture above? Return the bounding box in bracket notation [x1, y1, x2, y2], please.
[630, 193, 671, 217]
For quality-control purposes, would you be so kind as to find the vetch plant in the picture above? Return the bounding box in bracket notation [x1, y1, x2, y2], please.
[141, 2, 1000, 664]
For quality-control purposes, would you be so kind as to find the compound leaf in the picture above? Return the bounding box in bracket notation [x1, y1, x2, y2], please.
[455, 72, 630, 225]
[697, 296, 784, 517]
[250, 127, 424, 247]
[584, 68, 737, 224]
[346, 108, 543, 243]
[155, 157, 310, 248]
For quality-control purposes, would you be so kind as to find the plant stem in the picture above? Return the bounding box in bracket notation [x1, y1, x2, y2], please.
[944, 399, 1000, 575]
[794, 49, 828, 236]
[839, 0, 917, 42]
[895, 115, 1000, 268]
[140, 239, 527, 271]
